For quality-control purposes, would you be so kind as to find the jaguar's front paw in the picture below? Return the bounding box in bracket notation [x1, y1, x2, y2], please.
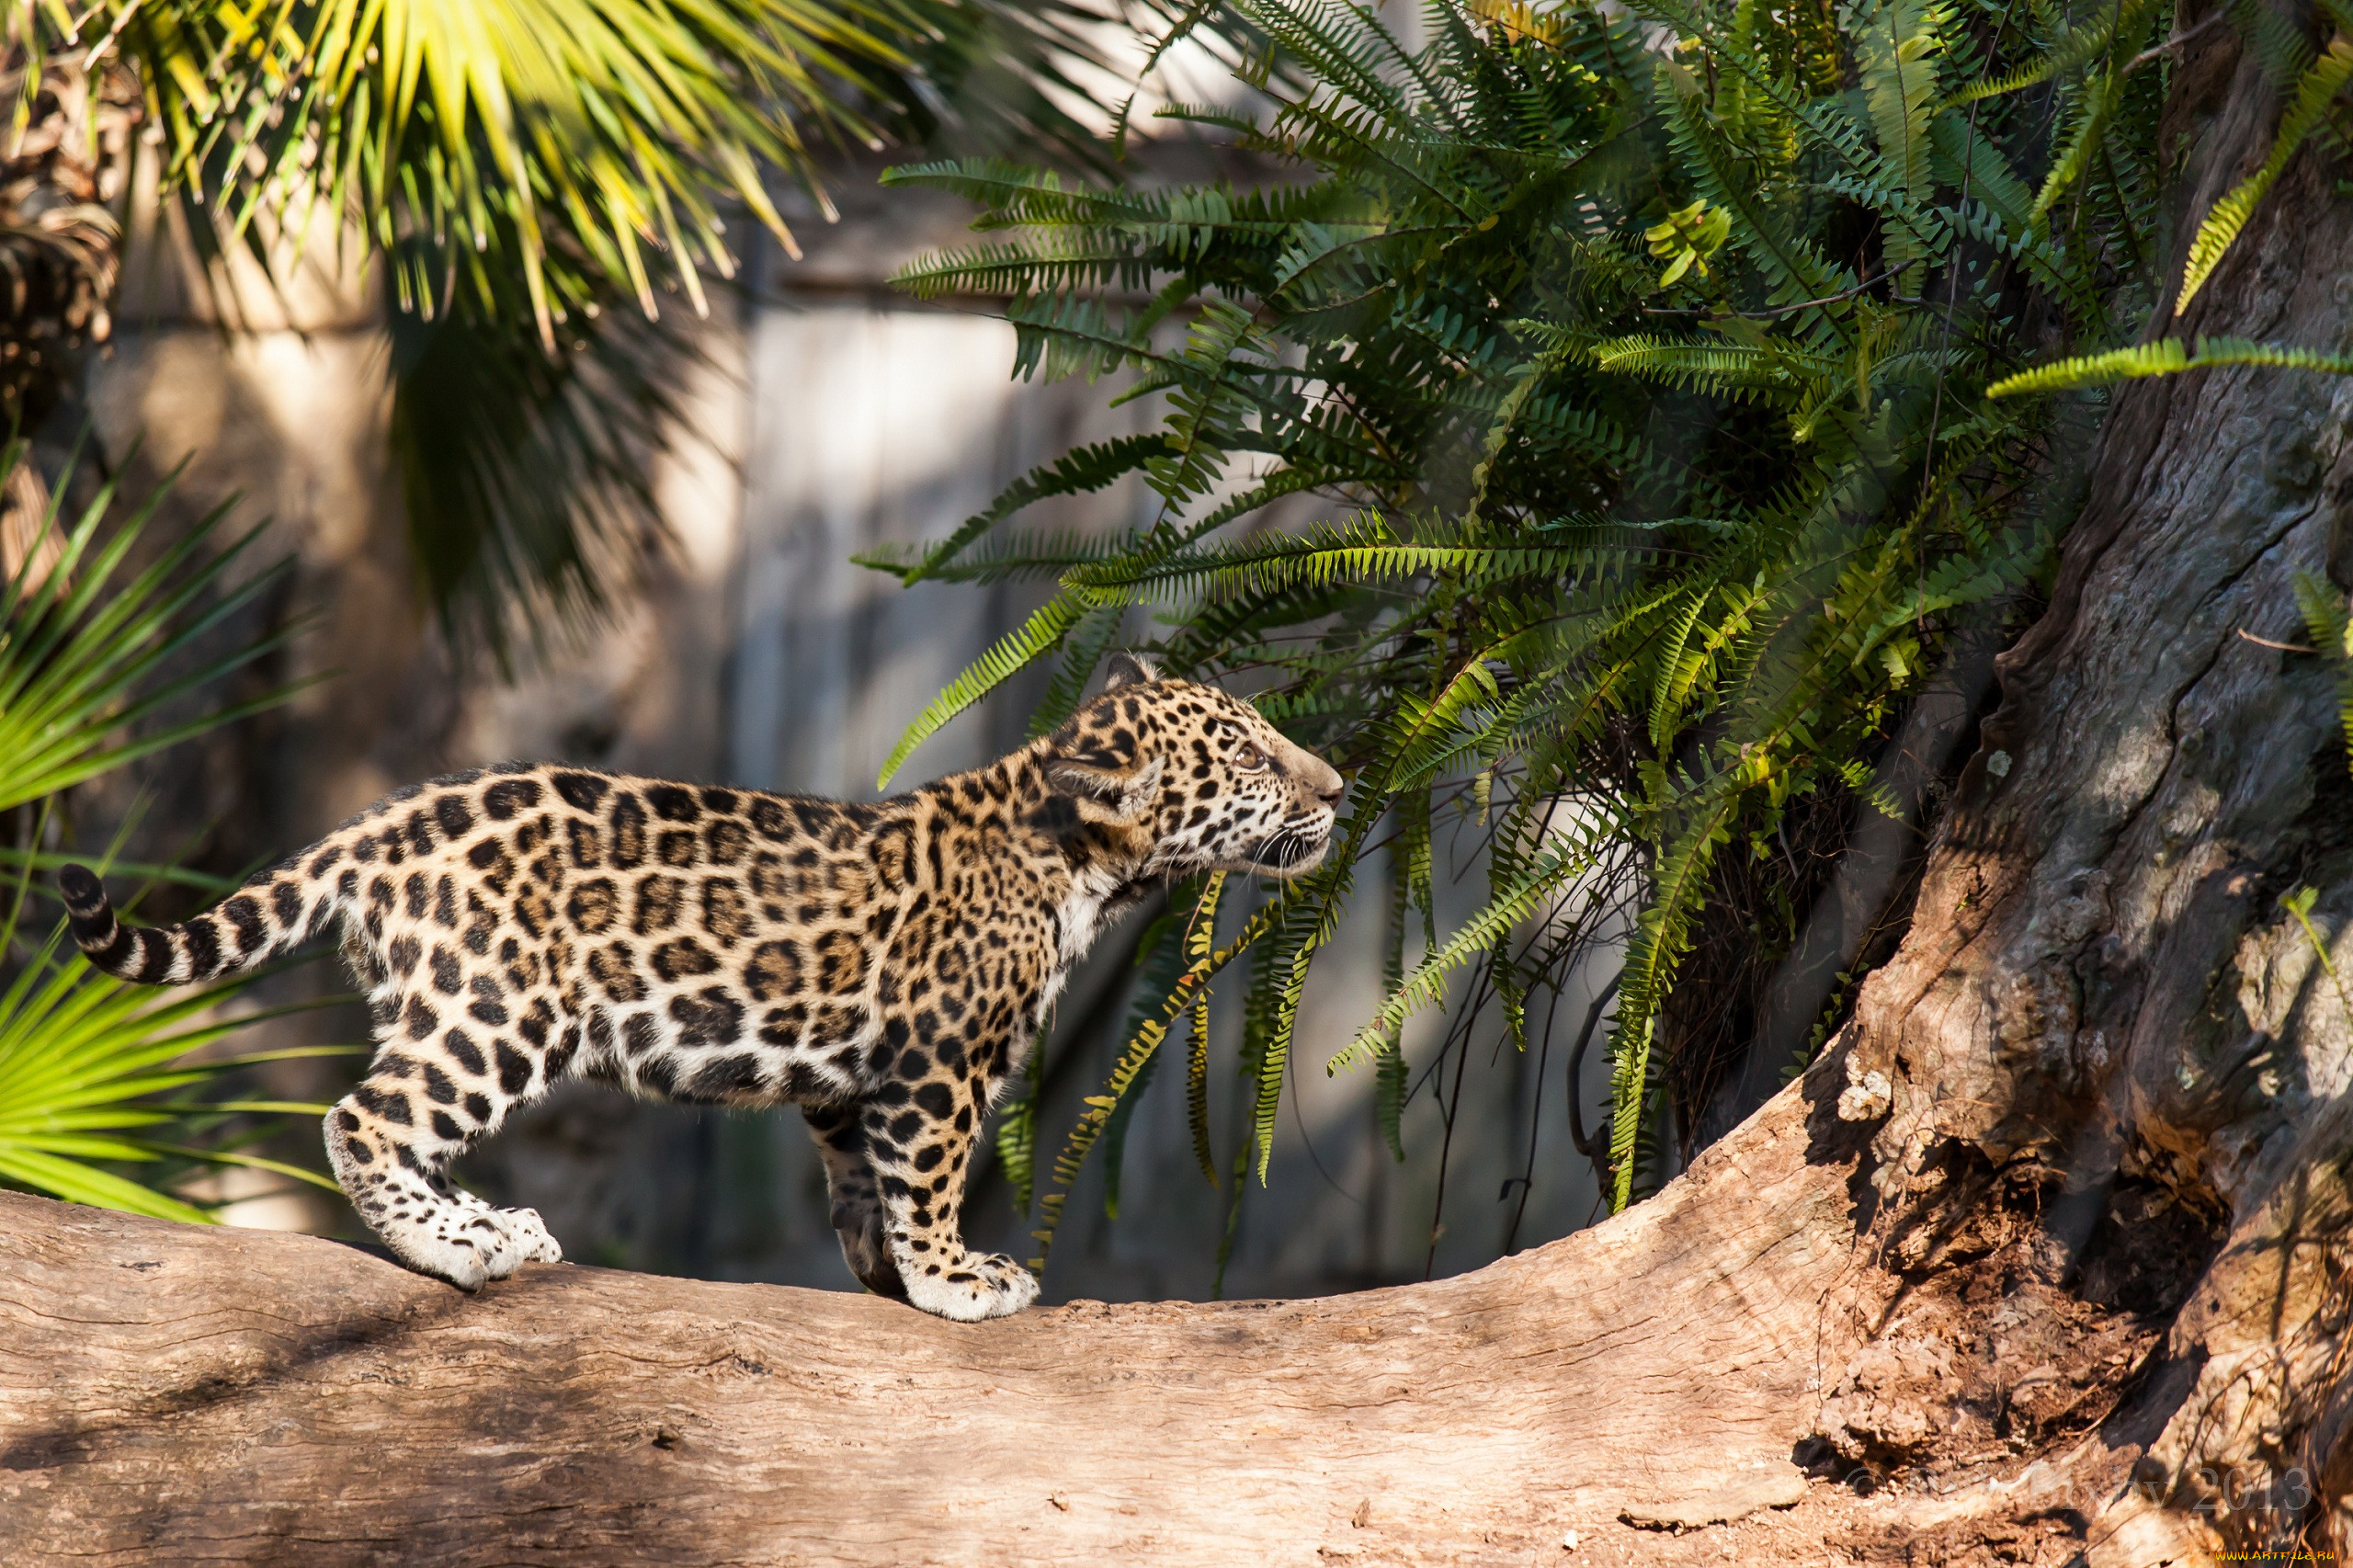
[485, 1206, 563, 1276]
[901, 1249, 1040, 1322]
[433, 1204, 562, 1287]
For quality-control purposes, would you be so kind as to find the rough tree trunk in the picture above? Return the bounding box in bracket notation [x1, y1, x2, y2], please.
[7, 17, 2353, 1567]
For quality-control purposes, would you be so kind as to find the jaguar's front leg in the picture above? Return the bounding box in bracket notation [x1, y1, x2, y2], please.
[799, 1103, 905, 1299]
[863, 1049, 1037, 1322]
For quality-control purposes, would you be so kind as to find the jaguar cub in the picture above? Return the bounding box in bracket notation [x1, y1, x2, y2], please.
[58, 655, 1342, 1320]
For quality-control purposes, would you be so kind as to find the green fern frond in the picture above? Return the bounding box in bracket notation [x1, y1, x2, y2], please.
[1946, 0, 2150, 105]
[2292, 571, 2353, 774]
[855, 436, 1169, 588]
[878, 594, 1091, 787]
[1854, 0, 1948, 281]
[2297, 571, 2353, 659]
[1986, 335, 2353, 399]
[1030, 881, 1274, 1267]
[1587, 335, 1838, 401]
[891, 239, 1158, 301]
[1102, 909, 1193, 1219]
[995, 1048, 1040, 1214]
[1029, 605, 1130, 739]
[1330, 809, 1617, 1074]
[2029, 70, 2117, 223]
[875, 0, 2188, 1243]
[851, 528, 1131, 588]
[1606, 785, 1739, 1208]
[1185, 875, 1228, 1184]
[2176, 35, 2353, 315]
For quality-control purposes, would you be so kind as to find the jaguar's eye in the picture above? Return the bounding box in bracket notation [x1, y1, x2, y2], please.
[1235, 741, 1269, 770]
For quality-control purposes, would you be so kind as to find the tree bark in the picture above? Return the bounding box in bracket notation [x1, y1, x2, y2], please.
[15, 17, 2353, 1568]
[1810, 14, 2353, 1559]
[0, 1114, 1865, 1568]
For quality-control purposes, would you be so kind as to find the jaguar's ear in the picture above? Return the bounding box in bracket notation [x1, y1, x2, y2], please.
[1103, 651, 1162, 691]
[1046, 755, 1165, 823]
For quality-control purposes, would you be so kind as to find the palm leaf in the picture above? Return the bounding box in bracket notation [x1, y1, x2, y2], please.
[59, 0, 1190, 642]
[0, 440, 338, 1223]
[385, 280, 697, 662]
[0, 884, 342, 1222]
[0, 444, 305, 814]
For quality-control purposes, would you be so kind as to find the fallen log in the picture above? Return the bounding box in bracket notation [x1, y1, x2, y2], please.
[3, 1072, 1880, 1567]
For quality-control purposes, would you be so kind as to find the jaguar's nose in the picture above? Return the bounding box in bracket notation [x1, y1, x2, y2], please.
[1311, 758, 1345, 806]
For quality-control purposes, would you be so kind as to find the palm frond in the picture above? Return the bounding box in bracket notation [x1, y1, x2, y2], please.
[0, 444, 337, 1222]
[386, 279, 699, 663]
[51, 0, 1199, 642]
[0, 443, 303, 815]
[0, 904, 337, 1222]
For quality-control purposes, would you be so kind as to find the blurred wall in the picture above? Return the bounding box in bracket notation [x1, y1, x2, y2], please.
[74, 148, 1608, 1302]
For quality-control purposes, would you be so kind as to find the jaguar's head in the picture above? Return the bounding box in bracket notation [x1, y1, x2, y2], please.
[1041, 653, 1345, 881]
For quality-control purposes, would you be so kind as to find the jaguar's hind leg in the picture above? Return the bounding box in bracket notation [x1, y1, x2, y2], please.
[801, 1103, 905, 1299]
[324, 992, 566, 1290]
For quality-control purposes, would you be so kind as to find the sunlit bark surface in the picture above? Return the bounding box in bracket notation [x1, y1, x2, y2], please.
[0, 1119, 1858, 1568]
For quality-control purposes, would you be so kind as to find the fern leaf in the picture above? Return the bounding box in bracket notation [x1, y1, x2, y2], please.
[855, 435, 1169, 588]
[1185, 874, 1227, 1185]
[878, 594, 1090, 787]
[2176, 36, 2353, 315]
[1103, 912, 1193, 1219]
[1606, 785, 1740, 1209]
[1330, 810, 1616, 1074]
[1028, 605, 1129, 740]
[995, 1045, 1040, 1214]
[1029, 886, 1277, 1266]
[1986, 335, 2353, 399]
[1854, 0, 1947, 281]
[1946, 0, 2144, 105]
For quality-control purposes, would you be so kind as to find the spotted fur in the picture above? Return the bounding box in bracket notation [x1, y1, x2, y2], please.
[57, 656, 1343, 1320]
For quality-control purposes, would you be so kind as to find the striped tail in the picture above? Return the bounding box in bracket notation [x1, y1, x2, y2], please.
[58, 858, 344, 987]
